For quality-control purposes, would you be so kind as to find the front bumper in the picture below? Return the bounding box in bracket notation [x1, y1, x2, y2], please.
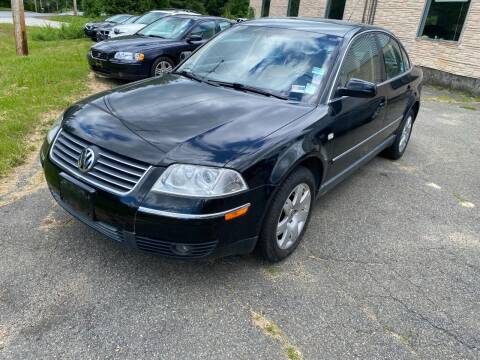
[87, 53, 149, 80]
[40, 139, 271, 259]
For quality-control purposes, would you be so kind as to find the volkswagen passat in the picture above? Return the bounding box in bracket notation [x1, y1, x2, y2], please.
[41, 18, 422, 261]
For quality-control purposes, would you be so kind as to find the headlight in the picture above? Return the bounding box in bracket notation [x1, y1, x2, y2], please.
[46, 113, 63, 144]
[114, 52, 144, 61]
[151, 164, 248, 197]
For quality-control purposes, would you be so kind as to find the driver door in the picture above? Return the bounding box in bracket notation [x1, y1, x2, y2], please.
[326, 32, 387, 178]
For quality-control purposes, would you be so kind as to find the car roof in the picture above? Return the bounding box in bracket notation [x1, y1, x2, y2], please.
[150, 9, 199, 14]
[244, 17, 382, 37]
[170, 14, 231, 21]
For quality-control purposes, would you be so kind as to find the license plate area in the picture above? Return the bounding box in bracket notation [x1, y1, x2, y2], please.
[59, 172, 96, 220]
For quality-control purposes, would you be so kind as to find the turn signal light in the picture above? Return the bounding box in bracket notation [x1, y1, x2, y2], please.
[137, 53, 145, 61]
[224, 205, 249, 221]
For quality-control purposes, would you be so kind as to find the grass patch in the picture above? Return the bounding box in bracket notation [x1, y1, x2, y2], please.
[286, 346, 302, 360]
[0, 23, 92, 177]
[251, 311, 303, 360]
[460, 105, 477, 111]
[264, 265, 283, 277]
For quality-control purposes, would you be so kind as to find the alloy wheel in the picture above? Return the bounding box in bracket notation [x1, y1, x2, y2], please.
[276, 183, 312, 250]
[154, 61, 173, 76]
[399, 115, 413, 153]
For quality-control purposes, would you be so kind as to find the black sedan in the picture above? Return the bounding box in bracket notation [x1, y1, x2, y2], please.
[88, 15, 233, 80]
[84, 14, 134, 40]
[42, 18, 422, 261]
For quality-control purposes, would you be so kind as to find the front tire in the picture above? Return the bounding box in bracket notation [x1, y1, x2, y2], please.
[258, 167, 315, 262]
[382, 110, 414, 160]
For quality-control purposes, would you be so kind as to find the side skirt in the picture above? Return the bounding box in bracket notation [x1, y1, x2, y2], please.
[317, 134, 396, 197]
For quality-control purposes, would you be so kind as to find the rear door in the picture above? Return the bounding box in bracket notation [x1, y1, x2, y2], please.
[326, 32, 386, 178]
[376, 33, 412, 127]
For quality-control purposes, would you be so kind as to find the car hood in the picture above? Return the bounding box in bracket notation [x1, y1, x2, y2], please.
[97, 23, 115, 30]
[113, 23, 145, 33]
[62, 75, 313, 168]
[92, 35, 176, 52]
[87, 21, 114, 28]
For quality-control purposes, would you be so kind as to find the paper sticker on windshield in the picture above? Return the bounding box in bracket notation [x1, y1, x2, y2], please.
[312, 75, 323, 85]
[312, 67, 325, 76]
[290, 85, 305, 93]
[305, 83, 317, 95]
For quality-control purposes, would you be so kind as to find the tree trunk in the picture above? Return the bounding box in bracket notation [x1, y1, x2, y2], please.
[11, 0, 28, 56]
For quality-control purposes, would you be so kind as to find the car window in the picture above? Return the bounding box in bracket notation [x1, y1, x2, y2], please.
[400, 47, 410, 71]
[218, 21, 232, 32]
[338, 33, 382, 88]
[189, 21, 216, 39]
[377, 34, 407, 79]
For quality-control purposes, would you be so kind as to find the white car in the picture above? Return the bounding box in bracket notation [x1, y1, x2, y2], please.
[109, 9, 200, 38]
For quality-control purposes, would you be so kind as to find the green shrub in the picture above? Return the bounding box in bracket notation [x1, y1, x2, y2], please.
[30, 17, 97, 41]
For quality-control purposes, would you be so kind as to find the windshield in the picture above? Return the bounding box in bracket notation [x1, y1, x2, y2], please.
[138, 17, 193, 39]
[106, 15, 130, 23]
[178, 26, 340, 104]
[136, 11, 169, 25]
[122, 16, 138, 24]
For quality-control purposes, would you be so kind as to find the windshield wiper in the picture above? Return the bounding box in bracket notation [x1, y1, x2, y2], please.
[173, 70, 206, 83]
[147, 34, 164, 38]
[211, 81, 288, 100]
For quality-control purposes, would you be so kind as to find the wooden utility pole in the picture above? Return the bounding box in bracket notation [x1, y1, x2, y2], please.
[73, 0, 78, 16]
[11, 0, 28, 56]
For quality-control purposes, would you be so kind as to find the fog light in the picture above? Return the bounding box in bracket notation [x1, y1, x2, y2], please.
[174, 244, 191, 255]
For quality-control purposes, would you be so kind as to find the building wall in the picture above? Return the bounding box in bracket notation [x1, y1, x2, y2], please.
[249, 0, 480, 80]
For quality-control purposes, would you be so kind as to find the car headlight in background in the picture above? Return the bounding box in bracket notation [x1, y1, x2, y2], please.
[46, 113, 63, 144]
[114, 52, 144, 62]
[151, 164, 248, 197]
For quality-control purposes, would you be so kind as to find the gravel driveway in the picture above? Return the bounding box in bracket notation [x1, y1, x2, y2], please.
[0, 86, 479, 359]
[0, 11, 62, 28]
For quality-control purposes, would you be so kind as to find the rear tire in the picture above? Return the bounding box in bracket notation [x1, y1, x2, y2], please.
[151, 57, 174, 77]
[257, 167, 315, 262]
[382, 110, 414, 160]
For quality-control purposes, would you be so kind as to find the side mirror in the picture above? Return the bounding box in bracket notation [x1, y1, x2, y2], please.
[187, 34, 203, 43]
[336, 78, 377, 98]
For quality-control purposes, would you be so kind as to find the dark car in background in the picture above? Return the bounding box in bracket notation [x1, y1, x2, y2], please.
[42, 18, 422, 261]
[84, 14, 134, 40]
[88, 15, 233, 80]
[96, 15, 140, 42]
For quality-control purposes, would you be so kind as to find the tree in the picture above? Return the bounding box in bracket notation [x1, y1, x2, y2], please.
[222, 0, 250, 18]
[205, 0, 227, 16]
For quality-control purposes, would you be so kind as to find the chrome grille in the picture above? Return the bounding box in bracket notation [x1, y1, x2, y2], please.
[50, 130, 150, 195]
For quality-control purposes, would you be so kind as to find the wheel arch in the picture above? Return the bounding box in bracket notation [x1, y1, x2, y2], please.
[269, 139, 328, 195]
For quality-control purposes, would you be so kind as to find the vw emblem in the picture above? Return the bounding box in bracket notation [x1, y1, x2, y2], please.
[77, 147, 96, 173]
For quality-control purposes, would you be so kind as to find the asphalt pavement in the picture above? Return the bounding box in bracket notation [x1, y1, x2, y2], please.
[0, 86, 479, 359]
[0, 11, 62, 28]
